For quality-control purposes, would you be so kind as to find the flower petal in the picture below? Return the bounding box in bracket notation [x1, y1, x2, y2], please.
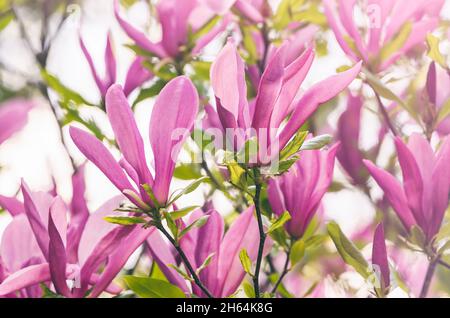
[150, 76, 199, 203]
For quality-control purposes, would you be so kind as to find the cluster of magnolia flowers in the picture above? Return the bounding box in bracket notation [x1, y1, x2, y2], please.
[0, 0, 449, 298]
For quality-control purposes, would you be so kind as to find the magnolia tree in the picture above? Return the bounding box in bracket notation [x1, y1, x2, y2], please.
[0, 0, 449, 299]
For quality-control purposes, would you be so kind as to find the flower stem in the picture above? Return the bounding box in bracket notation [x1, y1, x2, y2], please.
[368, 84, 399, 137]
[252, 169, 266, 298]
[156, 224, 214, 298]
[270, 247, 291, 295]
[438, 260, 450, 270]
[419, 256, 440, 298]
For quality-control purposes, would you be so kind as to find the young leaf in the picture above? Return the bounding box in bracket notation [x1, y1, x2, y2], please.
[168, 176, 210, 205]
[195, 253, 215, 275]
[173, 163, 203, 180]
[426, 34, 447, 69]
[300, 134, 332, 151]
[243, 281, 255, 298]
[168, 264, 194, 282]
[178, 215, 209, 238]
[239, 249, 253, 277]
[104, 216, 147, 226]
[169, 206, 199, 221]
[327, 221, 370, 279]
[290, 239, 305, 265]
[379, 22, 412, 62]
[236, 137, 258, 164]
[123, 276, 186, 298]
[279, 130, 308, 161]
[267, 211, 291, 234]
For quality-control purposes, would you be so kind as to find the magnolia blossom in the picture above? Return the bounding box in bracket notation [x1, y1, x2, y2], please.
[267, 144, 339, 238]
[147, 207, 269, 297]
[422, 62, 450, 136]
[79, 32, 153, 98]
[0, 169, 129, 298]
[203, 38, 361, 165]
[0, 99, 34, 145]
[371, 223, 390, 293]
[324, 0, 444, 72]
[336, 94, 386, 188]
[114, 0, 230, 59]
[70, 76, 198, 207]
[364, 134, 450, 242]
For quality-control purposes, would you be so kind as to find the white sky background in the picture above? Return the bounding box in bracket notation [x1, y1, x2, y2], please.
[1, 0, 450, 238]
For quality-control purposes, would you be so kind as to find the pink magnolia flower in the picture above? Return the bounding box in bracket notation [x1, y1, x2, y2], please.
[364, 134, 450, 242]
[147, 206, 268, 297]
[336, 94, 386, 188]
[247, 24, 319, 89]
[0, 170, 131, 298]
[79, 32, 153, 98]
[233, 0, 271, 23]
[422, 62, 450, 136]
[114, 0, 231, 59]
[0, 99, 34, 145]
[70, 76, 198, 207]
[203, 38, 361, 165]
[371, 223, 390, 293]
[324, 0, 444, 72]
[267, 144, 339, 238]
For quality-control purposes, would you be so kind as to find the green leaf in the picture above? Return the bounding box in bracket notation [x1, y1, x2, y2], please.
[132, 80, 167, 107]
[0, 10, 13, 32]
[300, 134, 332, 151]
[379, 22, 412, 62]
[163, 211, 179, 240]
[242, 281, 255, 298]
[190, 16, 220, 43]
[290, 239, 305, 265]
[241, 25, 259, 64]
[178, 215, 209, 238]
[269, 226, 289, 249]
[279, 130, 308, 161]
[123, 276, 186, 298]
[190, 61, 212, 81]
[40, 69, 92, 106]
[236, 137, 258, 164]
[168, 264, 194, 282]
[267, 211, 291, 234]
[409, 225, 426, 249]
[195, 253, 215, 275]
[437, 98, 450, 124]
[104, 216, 147, 226]
[364, 70, 416, 119]
[174, 163, 203, 180]
[168, 176, 210, 205]
[327, 221, 370, 279]
[141, 184, 161, 209]
[426, 34, 447, 69]
[239, 249, 253, 277]
[169, 206, 199, 221]
[227, 162, 247, 189]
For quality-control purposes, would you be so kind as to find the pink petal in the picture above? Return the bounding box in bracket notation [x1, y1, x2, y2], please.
[372, 223, 390, 289]
[105, 85, 153, 188]
[150, 76, 199, 203]
[113, 0, 167, 58]
[69, 127, 137, 197]
[278, 61, 362, 151]
[123, 57, 154, 97]
[364, 160, 416, 230]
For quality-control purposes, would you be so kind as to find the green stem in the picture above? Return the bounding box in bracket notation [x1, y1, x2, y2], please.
[270, 247, 291, 295]
[252, 169, 266, 298]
